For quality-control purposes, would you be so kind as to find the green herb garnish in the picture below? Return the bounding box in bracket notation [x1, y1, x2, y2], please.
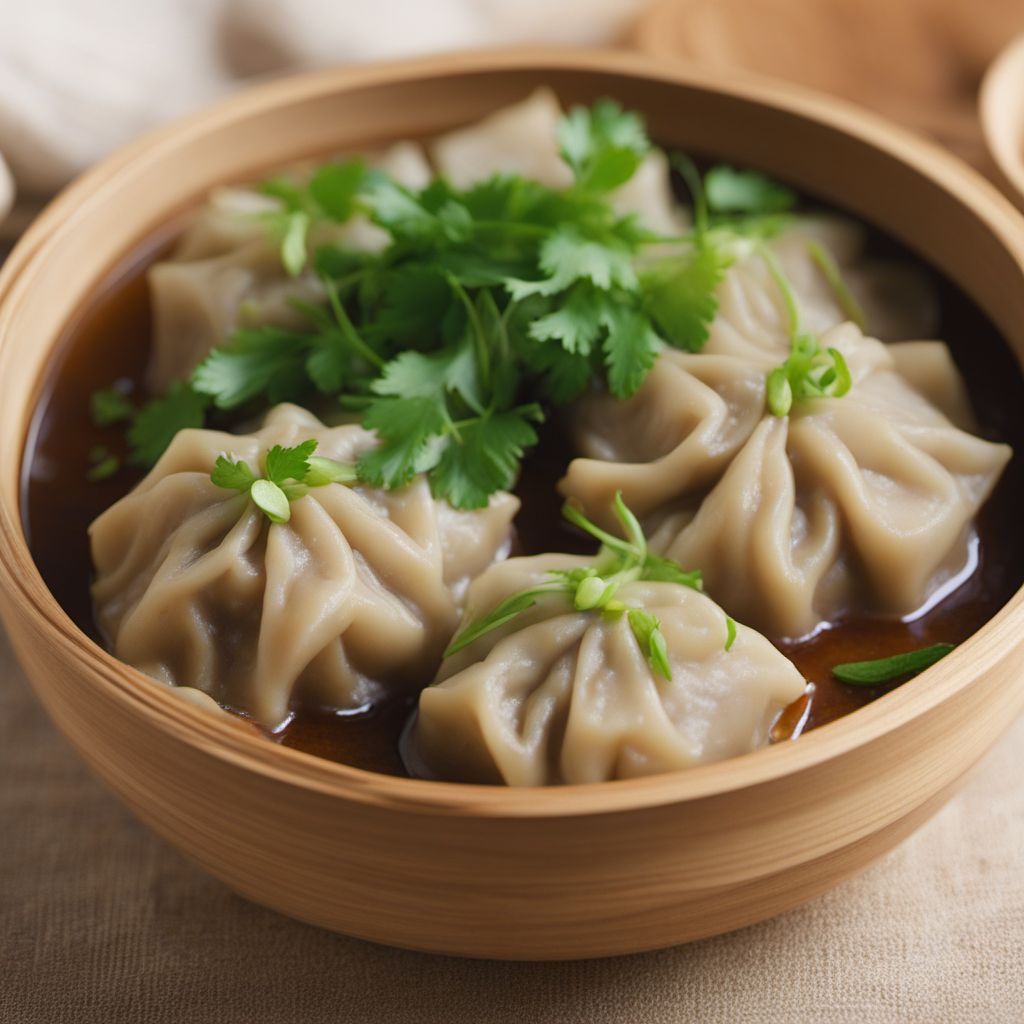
[806, 239, 868, 332]
[761, 247, 852, 417]
[88, 383, 210, 478]
[90, 387, 135, 426]
[86, 444, 120, 482]
[444, 492, 722, 680]
[211, 438, 356, 524]
[96, 103, 811, 506]
[260, 160, 367, 276]
[724, 614, 737, 652]
[832, 643, 955, 685]
[705, 165, 797, 216]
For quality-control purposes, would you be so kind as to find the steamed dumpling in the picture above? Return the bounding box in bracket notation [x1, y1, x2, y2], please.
[562, 323, 1011, 638]
[407, 555, 807, 786]
[90, 404, 518, 729]
[708, 216, 939, 358]
[430, 87, 689, 235]
[146, 142, 431, 393]
[146, 240, 322, 394]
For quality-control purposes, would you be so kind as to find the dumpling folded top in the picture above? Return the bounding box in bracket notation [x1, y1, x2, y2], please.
[145, 142, 432, 394]
[407, 554, 807, 786]
[561, 322, 1011, 639]
[90, 404, 518, 729]
[430, 87, 688, 237]
[707, 216, 940, 355]
[147, 90, 690, 397]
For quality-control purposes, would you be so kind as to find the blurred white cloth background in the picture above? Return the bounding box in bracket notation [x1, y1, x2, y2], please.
[0, 0, 644, 231]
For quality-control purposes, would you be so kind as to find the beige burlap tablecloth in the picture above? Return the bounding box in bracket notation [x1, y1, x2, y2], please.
[2, 618, 1022, 1023]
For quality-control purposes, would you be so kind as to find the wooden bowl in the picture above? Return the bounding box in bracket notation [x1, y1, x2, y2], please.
[2, 48, 1024, 961]
[981, 33, 1024, 210]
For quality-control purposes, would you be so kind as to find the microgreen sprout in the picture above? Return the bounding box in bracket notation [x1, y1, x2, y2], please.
[761, 246, 853, 417]
[445, 492, 727, 680]
[210, 438, 357, 524]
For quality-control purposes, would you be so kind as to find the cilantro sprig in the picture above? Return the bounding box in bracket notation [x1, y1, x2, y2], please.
[211, 438, 357, 524]
[444, 492, 726, 681]
[92, 102, 822, 508]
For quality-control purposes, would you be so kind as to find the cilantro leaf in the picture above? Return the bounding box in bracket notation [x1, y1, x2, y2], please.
[528, 283, 605, 354]
[258, 160, 367, 276]
[305, 330, 349, 393]
[313, 244, 370, 281]
[602, 307, 662, 398]
[507, 227, 636, 299]
[192, 327, 312, 409]
[86, 445, 120, 482]
[705, 165, 796, 215]
[90, 387, 134, 426]
[642, 243, 731, 352]
[367, 265, 453, 344]
[358, 397, 449, 490]
[265, 439, 318, 485]
[371, 350, 457, 400]
[211, 437, 356, 524]
[558, 100, 650, 193]
[430, 406, 542, 509]
[308, 160, 366, 221]
[211, 454, 257, 491]
[127, 384, 209, 467]
[362, 173, 471, 244]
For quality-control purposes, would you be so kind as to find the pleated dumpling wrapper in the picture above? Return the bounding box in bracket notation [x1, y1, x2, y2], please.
[90, 404, 518, 729]
[408, 554, 807, 786]
[430, 87, 689, 236]
[706, 215, 939, 355]
[562, 322, 1012, 639]
[145, 141, 431, 393]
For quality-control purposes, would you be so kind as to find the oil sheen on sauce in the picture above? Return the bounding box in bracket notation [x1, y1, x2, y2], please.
[20, 228, 1024, 778]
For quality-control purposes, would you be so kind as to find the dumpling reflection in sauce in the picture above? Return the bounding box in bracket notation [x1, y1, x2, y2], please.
[90, 404, 518, 730]
[562, 322, 1011, 639]
[407, 555, 807, 786]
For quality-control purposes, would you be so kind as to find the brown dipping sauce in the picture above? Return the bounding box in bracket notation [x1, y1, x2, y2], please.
[20, 221, 1024, 778]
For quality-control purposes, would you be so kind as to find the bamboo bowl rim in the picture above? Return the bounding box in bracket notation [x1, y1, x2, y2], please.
[980, 32, 1024, 210]
[2, 47, 1024, 819]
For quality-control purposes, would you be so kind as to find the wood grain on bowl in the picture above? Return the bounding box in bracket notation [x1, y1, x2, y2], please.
[2, 48, 1024, 959]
